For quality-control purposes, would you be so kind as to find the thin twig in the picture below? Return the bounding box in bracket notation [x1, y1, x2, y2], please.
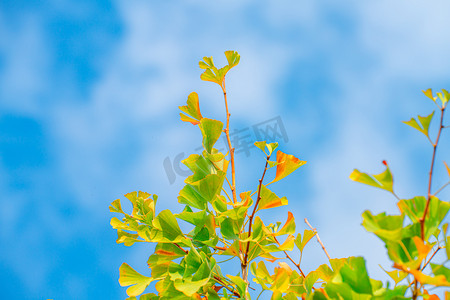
[222, 82, 237, 204]
[421, 246, 442, 271]
[433, 181, 450, 196]
[224, 176, 233, 193]
[174, 243, 189, 254]
[304, 218, 331, 260]
[242, 155, 271, 283]
[222, 188, 232, 203]
[421, 107, 446, 240]
[213, 275, 240, 297]
[273, 236, 306, 277]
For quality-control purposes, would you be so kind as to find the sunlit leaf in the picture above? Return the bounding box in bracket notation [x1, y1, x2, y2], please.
[294, 229, 316, 253]
[361, 211, 404, 241]
[398, 196, 450, 240]
[109, 199, 124, 213]
[276, 212, 296, 236]
[257, 185, 288, 211]
[116, 230, 141, 246]
[339, 257, 372, 294]
[254, 141, 267, 155]
[151, 210, 184, 242]
[394, 263, 450, 287]
[437, 89, 449, 108]
[119, 263, 153, 297]
[269, 151, 306, 184]
[199, 51, 240, 87]
[380, 265, 408, 286]
[402, 111, 435, 138]
[226, 274, 247, 297]
[278, 235, 295, 251]
[430, 264, 450, 282]
[179, 92, 203, 125]
[423, 89, 437, 102]
[350, 162, 394, 193]
[199, 118, 223, 153]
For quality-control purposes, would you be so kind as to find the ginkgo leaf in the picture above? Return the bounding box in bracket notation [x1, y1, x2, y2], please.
[402, 111, 435, 138]
[361, 211, 404, 241]
[199, 51, 240, 87]
[276, 212, 296, 236]
[278, 235, 295, 251]
[179, 92, 203, 125]
[266, 142, 278, 155]
[257, 185, 288, 211]
[294, 229, 316, 253]
[269, 151, 306, 184]
[444, 162, 450, 179]
[380, 265, 408, 285]
[398, 196, 450, 240]
[254, 141, 267, 155]
[109, 199, 124, 213]
[394, 263, 450, 287]
[423, 89, 437, 102]
[224, 50, 240, 69]
[151, 210, 184, 242]
[119, 263, 153, 297]
[437, 89, 449, 108]
[199, 118, 223, 153]
[349, 161, 394, 193]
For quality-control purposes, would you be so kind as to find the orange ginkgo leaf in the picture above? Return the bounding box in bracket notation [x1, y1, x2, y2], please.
[269, 151, 306, 184]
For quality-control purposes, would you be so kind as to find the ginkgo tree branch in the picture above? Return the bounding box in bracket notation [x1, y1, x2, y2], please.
[242, 154, 271, 283]
[304, 218, 331, 260]
[421, 106, 446, 240]
[222, 81, 238, 204]
[433, 181, 450, 196]
[273, 236, 306, 277]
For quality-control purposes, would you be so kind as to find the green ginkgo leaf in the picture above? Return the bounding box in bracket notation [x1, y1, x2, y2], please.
[119, 263, 153, 297]
[361, 211, 404, 241]
[423, 88, 437, 102]
[294, 229, 316, 253]
[199, 118, 223, 153]
[257, 185, 288, 211]
[402, 111, 435, 138]
[199, 51, 240, 87]
[179, 92, 203, 125]
[349, 161, 394, 193]
[437, 89, 449, 108]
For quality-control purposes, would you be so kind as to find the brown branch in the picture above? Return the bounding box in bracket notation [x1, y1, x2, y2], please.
[421, 246, 442, 271]
[273, 236, 306, 277]
[174, 243, 189, 254]
[304, 218, 331, 260]
[421, 107, 446, 240]
[222, 82, 237, 204]
[242, 155, 271, 282]
[213, 275, 240, 297]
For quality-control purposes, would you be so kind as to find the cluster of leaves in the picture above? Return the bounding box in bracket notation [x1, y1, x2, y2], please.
[110, 51, 450, 299]
[349, 89, 450, 299]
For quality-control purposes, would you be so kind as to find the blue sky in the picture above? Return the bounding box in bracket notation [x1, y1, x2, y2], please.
[1, 0, 450, 299]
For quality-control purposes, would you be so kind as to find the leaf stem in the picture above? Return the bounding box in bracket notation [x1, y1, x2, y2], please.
[304, 218, 331, 260]
[421, 107, 446, 240]
[222, 188, 232, 203]
[222, 83, 238, 204]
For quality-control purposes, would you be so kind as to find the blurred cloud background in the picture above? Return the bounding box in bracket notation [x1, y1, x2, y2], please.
[1, 0, 450, 298]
